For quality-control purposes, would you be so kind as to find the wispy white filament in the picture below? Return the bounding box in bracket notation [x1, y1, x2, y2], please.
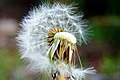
[17, 3, 96, 80]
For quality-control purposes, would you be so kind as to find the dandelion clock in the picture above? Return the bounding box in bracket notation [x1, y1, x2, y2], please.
[17, 3, 96, 80]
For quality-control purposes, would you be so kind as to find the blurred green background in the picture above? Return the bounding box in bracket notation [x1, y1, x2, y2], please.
[0, 0, 120, 80]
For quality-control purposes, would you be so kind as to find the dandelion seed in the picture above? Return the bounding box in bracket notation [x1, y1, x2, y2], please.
[17, 2, 96, 80]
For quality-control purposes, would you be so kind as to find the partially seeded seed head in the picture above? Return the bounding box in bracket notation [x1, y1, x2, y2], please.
[17, 3, 96, 80]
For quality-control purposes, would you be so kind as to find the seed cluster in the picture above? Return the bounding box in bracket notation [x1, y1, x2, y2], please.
[47, 27, 77, 64]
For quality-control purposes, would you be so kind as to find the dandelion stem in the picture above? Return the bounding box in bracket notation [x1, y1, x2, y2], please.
[56, 75, 67, 80]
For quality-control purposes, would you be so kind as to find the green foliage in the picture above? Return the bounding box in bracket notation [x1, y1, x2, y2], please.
[91, 16, 120, 44]
[101, 54, 120, 75]
[0, 48, 21, 79]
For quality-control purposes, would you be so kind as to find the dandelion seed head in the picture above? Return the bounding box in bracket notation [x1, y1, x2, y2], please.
[17, 2, 96, 80]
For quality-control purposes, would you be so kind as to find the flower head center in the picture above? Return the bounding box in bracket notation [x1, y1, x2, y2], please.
[54, 32, 76, 44]
[47, 27, 77, 64]
[47, 27, 65, 46]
